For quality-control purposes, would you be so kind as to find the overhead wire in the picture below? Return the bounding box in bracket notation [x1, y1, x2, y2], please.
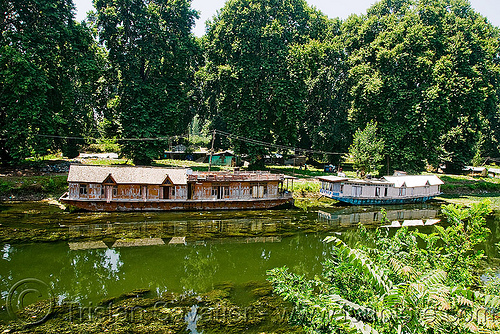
[36, 134, 187, 142]
[214, 129, 344, 156]
[35, 130, 345, 156]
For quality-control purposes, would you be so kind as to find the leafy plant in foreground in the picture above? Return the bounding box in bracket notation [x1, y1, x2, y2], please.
[268, 201, 500, 333]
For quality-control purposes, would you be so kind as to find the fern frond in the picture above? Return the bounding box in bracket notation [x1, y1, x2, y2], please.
[269, 266, 379, 333]
[454, 287, 500, 309]
[325, 236, 393, 294]
[417, 269, 447, 286]
[382, 284, 408, 309]
[328, 294, 372, 312]
[484, 294, 500, 308]
[346, 313, 379, 334]
[430, 293, 451, 311]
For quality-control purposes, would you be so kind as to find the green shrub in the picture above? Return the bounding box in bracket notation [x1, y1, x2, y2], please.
[268, 201, 498, 333]
[0, 181, 11, 194]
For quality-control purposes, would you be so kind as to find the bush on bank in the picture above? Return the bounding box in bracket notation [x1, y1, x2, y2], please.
[268, 201, 500, 333]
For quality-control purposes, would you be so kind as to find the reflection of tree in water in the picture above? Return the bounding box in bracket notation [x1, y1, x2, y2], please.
[0, 243, 69, 305]
[0, 244, 13, 301]
[287, 234, 334, 276]
[0, 244, 124, 307]
[102, 249, 123, 274]
[483, 215, 500, 260]
[60, 248, 124, 303]
[180, 245, 219, 293]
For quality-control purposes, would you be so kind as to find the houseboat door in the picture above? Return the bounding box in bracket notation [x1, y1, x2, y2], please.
[105, 185, 113, 203]
[162, 186, 170, 199]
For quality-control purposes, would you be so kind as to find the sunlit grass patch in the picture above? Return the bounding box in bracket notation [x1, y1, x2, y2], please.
[438, 194, 500, 210]
[0, 175, 68, 197]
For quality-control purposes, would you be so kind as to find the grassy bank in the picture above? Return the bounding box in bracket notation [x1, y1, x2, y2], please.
[0, 175, 68, 201]
[5, 156, 500, 209]
[290, 179, 338, 210]
[436, 174, 500, 209]
[440, 174, 500, 193]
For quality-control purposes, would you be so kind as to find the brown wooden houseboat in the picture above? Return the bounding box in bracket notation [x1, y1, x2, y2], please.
[59, 165, 294, 211]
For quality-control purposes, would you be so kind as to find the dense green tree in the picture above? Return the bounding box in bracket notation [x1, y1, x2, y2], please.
[0, 0, 103, 161]
[94, 0, 200, 165]
[348, 121, 385, 176]
[287, 32, 351, 162]
[345, 0, 500, 172]
[200, 0, 331, 161]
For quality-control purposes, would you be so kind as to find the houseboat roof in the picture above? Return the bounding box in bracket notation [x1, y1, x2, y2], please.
[67, 165, 287, 185]
[189, 171, 285, 182]
[318, 175, 443, 187]
[67, 165, 188, 185]
[318, 176, 349, 183]
[318, 175, 387, 185]
[383, 175, 444, 187]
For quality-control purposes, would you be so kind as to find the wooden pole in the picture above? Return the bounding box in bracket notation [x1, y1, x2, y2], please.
[208, 130, 215, 172]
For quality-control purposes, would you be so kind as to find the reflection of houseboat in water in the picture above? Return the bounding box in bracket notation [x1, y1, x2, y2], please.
[318, 175, 443, 205]
[60, 165, 294, 211]
[318, 205, 440, 228]
[66, 218, 285, 250]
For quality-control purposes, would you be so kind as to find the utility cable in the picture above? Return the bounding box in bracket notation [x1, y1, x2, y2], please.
[35, 131, 345, 156]
[214, 129, 344, 156]
[36, 134, 187, 142]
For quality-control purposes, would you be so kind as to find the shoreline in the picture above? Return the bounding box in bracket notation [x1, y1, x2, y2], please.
[3, 170, 500, 209]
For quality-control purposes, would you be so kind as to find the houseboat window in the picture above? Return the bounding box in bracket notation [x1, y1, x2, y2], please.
[113, 186, 118, 196]
[79, 184, 87, 195]
[171, 187, 176, 197]
[384, 187, 388, 197]
[223, 187, 229, 197]
[263, 186, 267, 195]
[375, 187, 381, 197]
[212, 187, 218, 197]
[353, 186, 362, 197]
[340, 184, 344, 193]
[101, 186, 105, 196]
[399, 188, 406, 196]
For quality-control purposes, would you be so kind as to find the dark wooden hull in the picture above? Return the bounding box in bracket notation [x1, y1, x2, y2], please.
[60, 196, 294, 212]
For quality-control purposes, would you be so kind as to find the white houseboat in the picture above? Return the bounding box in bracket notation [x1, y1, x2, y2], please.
[318, 175, 443, 205]
[60, 165, 294, 211]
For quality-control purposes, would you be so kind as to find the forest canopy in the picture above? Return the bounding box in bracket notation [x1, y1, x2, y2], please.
[1, 0, 499, 172]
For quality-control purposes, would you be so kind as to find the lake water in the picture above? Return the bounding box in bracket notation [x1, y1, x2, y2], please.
[1, 201, 499, 322]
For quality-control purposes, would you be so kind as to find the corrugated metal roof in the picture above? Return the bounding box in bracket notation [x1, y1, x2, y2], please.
[383, 175, 444, 188]
[67, 165, 188, 185]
